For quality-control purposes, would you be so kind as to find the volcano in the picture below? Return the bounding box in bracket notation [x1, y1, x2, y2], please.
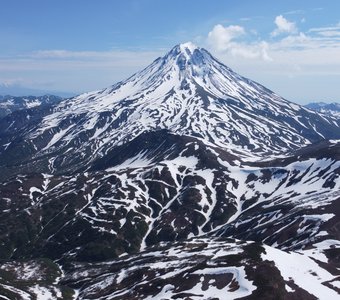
[0, 43, 340, 299]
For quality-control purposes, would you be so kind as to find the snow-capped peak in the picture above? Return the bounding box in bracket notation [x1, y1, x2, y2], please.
[161, 42, 209, 76]
[179, 41, 199, 55]
[28, 43, 340, 161]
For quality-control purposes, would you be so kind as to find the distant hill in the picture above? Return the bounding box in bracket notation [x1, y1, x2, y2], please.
[0, 95, 63, 118]
[305, 102, 340, 118]
[0, 83, 75, 98]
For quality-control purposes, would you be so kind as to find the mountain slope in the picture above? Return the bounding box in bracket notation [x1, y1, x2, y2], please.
[0, 43, 339, 181]
[1, 138, 339, 298]
[1, 43, 340, 299]
[59, 237, 340, 300]
[1, 133, 339, 262]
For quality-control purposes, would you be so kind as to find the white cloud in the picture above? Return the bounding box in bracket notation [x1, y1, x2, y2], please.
[271, 15, 297, 37]
[228, 41, 272, 61]
[0, 78, 26, 86]
[30, 49, 161, 64]
[33, 50, 101, 59]
[0, 49, 163, 93]
[275, 33, 310, 49]
[315, 30, 340, 37]
[207, 24, 271, 61]
[205, 20, 340, 102]
[284, 10, 304, 15]
[309, 25, 340, 33]
[207, 24, 245, 51]
[308, 25, 340, 38]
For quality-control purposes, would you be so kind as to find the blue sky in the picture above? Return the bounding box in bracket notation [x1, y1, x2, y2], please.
[1, 0, 340, 103]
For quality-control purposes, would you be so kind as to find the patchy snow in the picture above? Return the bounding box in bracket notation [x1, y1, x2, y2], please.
[330, 281, 340, 289]
[29, 285, 59, 300]
[24, 99, 41, 108]
[299, 239, 340, 263]
[143, 265, 256, 300]
[262, 245, 338, 299]
[42, 124, 75, 150]
[191, 266, 256, 299]
[29, 187, 42, 203]
[0, 283, 31, 300]
[106, 152, 153, 171]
